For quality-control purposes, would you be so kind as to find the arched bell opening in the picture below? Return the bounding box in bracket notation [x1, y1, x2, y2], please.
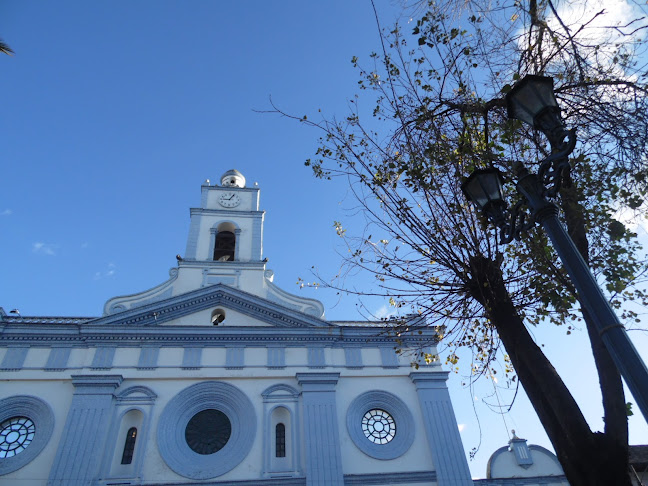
[213, 222, 237, 261]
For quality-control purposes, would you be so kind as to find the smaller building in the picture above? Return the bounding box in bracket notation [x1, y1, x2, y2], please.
[474, 431, 568, 486]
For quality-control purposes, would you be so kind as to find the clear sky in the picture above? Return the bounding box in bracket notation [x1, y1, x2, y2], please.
[1, 0, 647, 479]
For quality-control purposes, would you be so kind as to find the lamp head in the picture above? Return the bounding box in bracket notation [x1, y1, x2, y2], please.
[506, 75, 567, 149]
[461, 168, 507, 222]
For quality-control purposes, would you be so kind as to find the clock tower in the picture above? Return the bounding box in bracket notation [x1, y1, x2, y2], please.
[184, 169, 264, 264]
[103, 169, 324, 318]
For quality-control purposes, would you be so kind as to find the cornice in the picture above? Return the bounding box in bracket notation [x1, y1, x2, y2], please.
[0, 323, 437, 348]
[190, 208, 264, 217]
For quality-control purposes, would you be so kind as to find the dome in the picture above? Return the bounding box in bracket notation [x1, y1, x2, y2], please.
[221, 170, 246, 188]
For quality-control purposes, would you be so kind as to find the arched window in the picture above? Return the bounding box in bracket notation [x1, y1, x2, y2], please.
[275, 423, 285, 458]
[213, 222, 236, 262]
[121, 427, 137, 465]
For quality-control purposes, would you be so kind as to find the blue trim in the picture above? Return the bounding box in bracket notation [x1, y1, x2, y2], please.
[226, 347, 245, 369]
[137, 346, 159, 369]
[129, 470, 438, 486]
[115, 386, 157, 405]
[48, 375, 123, 485]
[91, 346, 115, 369]
[344, 348, 363, 368]
[0, 396, 55, 476]
[156, 381, 256, 479]
[297, 373, 344, 486]
[346, 390, 415, 460]
[409, 372, 473, 486]
[251, 213, 264, 260]
[0, 346, 28, 370]
[262, 384, 300, 401]
[44, 346, 71, 371]
[307, 347, 325, 368]
[181, 347, 202, 369]
[511, 438, 533, 467]
[344, 471, 436, 484]
[267, 347, 285, 368]
[475, 476, 569, 485]
[379, 347, 399, 368]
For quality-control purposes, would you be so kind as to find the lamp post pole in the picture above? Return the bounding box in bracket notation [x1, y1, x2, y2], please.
[514, 163, 648, 422]
[462, 74, 648, 423]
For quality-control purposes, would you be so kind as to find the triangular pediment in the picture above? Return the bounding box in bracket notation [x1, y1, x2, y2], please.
[89, 284, 332, 328]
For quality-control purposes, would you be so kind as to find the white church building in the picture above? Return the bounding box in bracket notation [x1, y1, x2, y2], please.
[0, 170, 476, 486]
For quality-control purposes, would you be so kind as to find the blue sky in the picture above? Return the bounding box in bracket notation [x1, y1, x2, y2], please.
[1, 0, 647, 479]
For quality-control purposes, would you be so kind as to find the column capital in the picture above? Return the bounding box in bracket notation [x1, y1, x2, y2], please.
[296, 372, 340, 392]
[71, 374, 123, 394]
[409, 371, 450, 389]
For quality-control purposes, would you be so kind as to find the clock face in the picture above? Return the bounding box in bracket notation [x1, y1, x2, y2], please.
[218, 192, 241, 208]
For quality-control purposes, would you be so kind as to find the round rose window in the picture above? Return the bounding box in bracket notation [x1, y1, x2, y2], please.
[185, 409, 231, 455]
[0, 417, 35, 458]
[361, 409, 396, 445]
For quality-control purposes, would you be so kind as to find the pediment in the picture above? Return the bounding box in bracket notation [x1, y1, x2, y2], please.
[89, 284, 332, 328]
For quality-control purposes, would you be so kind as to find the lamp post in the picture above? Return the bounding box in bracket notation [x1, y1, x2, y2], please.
[462, 74, 648, 422]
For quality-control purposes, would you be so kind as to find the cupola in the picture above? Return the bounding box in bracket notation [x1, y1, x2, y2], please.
[221, 170, 246, 188]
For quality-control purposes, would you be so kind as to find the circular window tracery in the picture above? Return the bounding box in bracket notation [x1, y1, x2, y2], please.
[361, 409, 396, 445]
[185, 409, 231, 454]
[157, 381, 256, 479]
[0, 396, 54, 476]
[346, 390, 414, 460]
[0, 417, 35, 458]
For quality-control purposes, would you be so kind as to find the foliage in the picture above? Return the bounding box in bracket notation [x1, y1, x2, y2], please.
[273, 0, 648, 484]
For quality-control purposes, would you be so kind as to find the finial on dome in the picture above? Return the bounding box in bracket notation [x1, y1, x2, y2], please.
[221, 169, 246, 188]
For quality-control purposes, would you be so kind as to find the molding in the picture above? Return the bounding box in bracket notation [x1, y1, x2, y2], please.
[0, 395, 55, 476]
[346, 390, 415, 460]
[296, 372, 340, 391]
[103, 268, 179, 316]
[71, 374, 123, 394]
[115, 386, 157, 405]
[156, 381, 256, 479]
[265, 280, 325, 318]
[0, 324, 437, 351]
[91, 284, 333, 329]
[344, 471, 436, 485]
[474, 476, 569, 485]
[409, 370, 450, 388]
[262, 384, 300, 401]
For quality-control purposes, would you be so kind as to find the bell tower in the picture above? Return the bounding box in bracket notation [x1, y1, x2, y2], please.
[184, 169, 264, 264]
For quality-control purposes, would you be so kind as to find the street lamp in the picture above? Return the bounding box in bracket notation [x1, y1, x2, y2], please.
[462, 74, 648, 422]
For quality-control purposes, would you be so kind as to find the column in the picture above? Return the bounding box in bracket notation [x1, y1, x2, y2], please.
[296, 373, 344, 486]
[410, 371, 473, 486]
[48, 375, 123, 486]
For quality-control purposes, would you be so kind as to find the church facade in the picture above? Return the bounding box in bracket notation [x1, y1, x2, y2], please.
[0, 171, 474, 486]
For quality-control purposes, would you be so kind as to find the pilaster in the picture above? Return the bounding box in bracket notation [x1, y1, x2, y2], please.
[296, 372, 344, 486]
[409, 371, 473, 486]
[47, 374, 123, 486]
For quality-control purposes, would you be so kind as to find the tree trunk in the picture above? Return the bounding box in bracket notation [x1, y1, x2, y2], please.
[468, 253, 632, 486]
